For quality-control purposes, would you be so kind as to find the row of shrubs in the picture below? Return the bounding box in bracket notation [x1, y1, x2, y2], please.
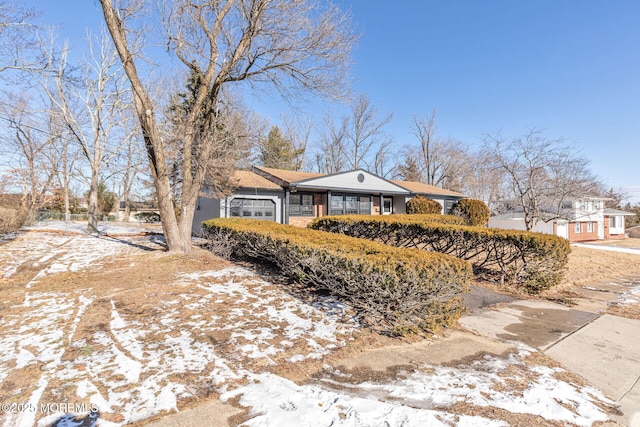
[407, 197, 491, 227]
[202, 218, 472, 336]
[310, 215, 570, 293]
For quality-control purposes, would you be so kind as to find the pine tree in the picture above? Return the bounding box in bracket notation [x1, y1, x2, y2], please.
[259, 126, 305, 170]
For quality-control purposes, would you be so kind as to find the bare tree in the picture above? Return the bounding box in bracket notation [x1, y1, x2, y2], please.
[400, 111, 471, 189]
[0, 0, 44, 74]
[115, 128, 145, 222]
[372, 140, 396, 178]
[458, 151, 507, 213]
[344, 94, 392, 170]
[0, 94, 59, 213]
[49, 113, 80, 221]
[40, 34, 134, 232]
[98, 0, 356, 252]
[312, 112, 348, 174]
[483, 129, 599, 231]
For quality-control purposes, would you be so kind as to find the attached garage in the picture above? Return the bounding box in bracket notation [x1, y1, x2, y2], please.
[229, 198, 276, 221]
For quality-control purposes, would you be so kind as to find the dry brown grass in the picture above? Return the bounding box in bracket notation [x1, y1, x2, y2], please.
[0, 207, 27, 236]
[558, 246, 640, 290]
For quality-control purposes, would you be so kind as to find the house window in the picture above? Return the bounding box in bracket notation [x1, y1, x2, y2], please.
[579, 201, 587, 210]
[230, 198, 276, 221]
[562, 201, 573, 210]
[330, 194, 371, 215]
[610, 216, 620, 228]
[289, 193, 314, 217]
[586, 222, 593, 233]
[444, 200, 454, 214]
[359, 196, 371, 214]
[574, 222, 581, 233]
[593, 201, 601, 210]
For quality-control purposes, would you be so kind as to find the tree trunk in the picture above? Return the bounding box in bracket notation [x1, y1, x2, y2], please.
[122, 173, 130, 223]
[63, 147, 71, 222]
[64, 184, 70, 223]
[154, 173, 190, 252]
[123, 200, 130, 222]
[88, 171, 99, 233]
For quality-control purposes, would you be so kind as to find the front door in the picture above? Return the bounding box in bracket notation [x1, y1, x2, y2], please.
[556, 222, 568, 240]
[382, 197, 392, 215]
[597, 220, 605, 239]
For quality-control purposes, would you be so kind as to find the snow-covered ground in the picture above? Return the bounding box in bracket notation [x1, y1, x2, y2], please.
[22, 220, 162, 236]
[0, 228, 619, 426]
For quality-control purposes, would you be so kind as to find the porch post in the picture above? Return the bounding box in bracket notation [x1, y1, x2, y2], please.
[327, 190, 332, 216]
[284, 188, 290, 225]
[379, 193, 384, 215]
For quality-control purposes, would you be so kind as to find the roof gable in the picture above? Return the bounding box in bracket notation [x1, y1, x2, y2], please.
[292, 169, 409, 194]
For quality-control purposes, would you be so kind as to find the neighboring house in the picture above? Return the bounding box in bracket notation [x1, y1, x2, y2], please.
[115, 200, 160, 222]
[628, 225, 640, 239]
[489, 198, 635, 242]
[192, 166, 466, 234]
[76, 197, 89, 210]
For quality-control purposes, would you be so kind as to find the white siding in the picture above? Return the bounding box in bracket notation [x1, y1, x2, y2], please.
[295, 170, 409, 194]
[489, 218, 556, 235]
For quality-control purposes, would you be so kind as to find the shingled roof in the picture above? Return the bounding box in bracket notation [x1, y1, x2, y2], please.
[231, 170, 282, 190]
[252, 166, 325, 186]
[391, 180, 465, 197]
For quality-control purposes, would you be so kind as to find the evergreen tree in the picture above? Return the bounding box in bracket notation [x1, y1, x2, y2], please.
[259, 126, 305, 170]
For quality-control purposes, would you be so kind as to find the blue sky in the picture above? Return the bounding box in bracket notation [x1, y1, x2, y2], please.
[25, 0, 640, 203]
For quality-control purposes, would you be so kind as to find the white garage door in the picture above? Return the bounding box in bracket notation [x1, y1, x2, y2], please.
[229, 198, 276, 221]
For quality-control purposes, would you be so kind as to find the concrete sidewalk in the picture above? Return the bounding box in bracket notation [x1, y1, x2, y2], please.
[460, 285, 640, 427]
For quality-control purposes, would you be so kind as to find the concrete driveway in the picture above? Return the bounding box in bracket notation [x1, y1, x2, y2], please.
[460, 279, 640, 427]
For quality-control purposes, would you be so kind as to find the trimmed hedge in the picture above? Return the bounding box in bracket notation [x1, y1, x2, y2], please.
[389, 214, 466, 225]
[451, 198, 490, 227]
[406, 196, 442, 214]
[310, 216, 571, 293]
[202, 218, 471, 335]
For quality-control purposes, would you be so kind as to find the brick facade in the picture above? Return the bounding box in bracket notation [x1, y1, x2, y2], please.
[567, 221, 599, 242]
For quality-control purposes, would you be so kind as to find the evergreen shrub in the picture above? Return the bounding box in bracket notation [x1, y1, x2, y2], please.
[310, 216, 570, 292]
[406, 196, 442, 214]
[202, 218, 471, 335]
[451, 198, 491, 227]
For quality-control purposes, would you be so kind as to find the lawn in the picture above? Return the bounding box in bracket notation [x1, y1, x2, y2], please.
[0, 225, 627, 426]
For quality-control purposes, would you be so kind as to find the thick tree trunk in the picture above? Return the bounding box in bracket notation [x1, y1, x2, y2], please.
[154, 173, 190, 253]
[100, 0, 192, 253]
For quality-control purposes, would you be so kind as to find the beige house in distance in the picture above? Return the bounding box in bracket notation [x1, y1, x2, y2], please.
[192, 166, 466, 234]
